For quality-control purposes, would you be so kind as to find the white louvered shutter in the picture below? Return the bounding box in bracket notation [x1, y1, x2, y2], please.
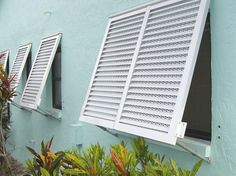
[20, 34, 61, 109]
[0, 50, 9, 70]
[10, 44, 32, 89]
[80, 0, 209, 145]
[80, 9, 147, 128]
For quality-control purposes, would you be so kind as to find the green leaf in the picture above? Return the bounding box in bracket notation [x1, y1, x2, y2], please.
[48, 136, 54, 149]
[40, 167, 50, 176]
[170, 159, 179, 176]
[63, 168, 86, 175]
[26, 146, 43, 166]
[190, 160, 203, 176]
[49, 152, 65, 173]
[24, 159, 38, 176]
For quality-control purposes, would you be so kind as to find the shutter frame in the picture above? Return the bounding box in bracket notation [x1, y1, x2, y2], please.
[20, 33, 61, 109]
[10, 43, 32, 90]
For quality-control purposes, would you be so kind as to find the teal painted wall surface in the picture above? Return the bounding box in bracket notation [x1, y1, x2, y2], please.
[0, 0, 236, 175]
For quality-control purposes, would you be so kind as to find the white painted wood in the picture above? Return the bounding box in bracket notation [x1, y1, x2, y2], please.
[114, 7, 151, 127]
[20, 33, 61, 109]
[115, 0, 210, 145]
[80, 0, 210, 145]
[9, 43, 32, 90]
[80, 9, 147, 128]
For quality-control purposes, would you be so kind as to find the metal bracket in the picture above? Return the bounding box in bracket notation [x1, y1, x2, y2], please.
[36, 107, 61, 121]
[176, 122, 187, 138]
[176, 122, 210, 163]
[96, 126, 119, 137]
[11, 101, 61, 120]
[176, 141, 210, 163]
[11, 101, 32, 112]
[97, 125, 210, 163]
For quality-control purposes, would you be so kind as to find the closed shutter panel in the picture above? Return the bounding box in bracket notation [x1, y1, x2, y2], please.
[80, 9, 147, 128]
[80, 0, 209, 145]
[0, 50, 9, 70]
[114, 0, 209, 145]
[10, 44, 31, 89]
[20, 34, 61, 109]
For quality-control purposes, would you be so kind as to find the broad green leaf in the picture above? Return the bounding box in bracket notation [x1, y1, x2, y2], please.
[170, 159, 179, 176]
[190, 160, 203, 176]
[63, 168, 86, 175]
[49, 152, 65, 173]
[40, 167, 50, 176]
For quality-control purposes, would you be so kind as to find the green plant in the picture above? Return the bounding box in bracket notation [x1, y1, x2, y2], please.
[24, 137, 65, 176]
[131, 137, 162, 174]
[0, 57, 16, 175]
[25, 137, 203, 176]
[62, 143, 112, 176]
[110, 142, 137, 176]
[145, 158, 202, 176]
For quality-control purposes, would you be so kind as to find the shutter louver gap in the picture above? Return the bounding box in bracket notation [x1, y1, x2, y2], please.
[80, 0, 209, 145]
[20, 34, 61, 109]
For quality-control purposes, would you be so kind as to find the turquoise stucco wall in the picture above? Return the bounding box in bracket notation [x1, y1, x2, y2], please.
[1, 0, 236, 175]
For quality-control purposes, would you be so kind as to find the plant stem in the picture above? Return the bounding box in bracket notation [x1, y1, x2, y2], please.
[0, 104, 15, 176]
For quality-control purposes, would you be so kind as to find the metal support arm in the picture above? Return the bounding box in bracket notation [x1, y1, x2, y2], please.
[11, 101, 61, 120]
[176, 141, 210, 163]
[96, 126, 119, 137]
[35, 107, 61, 120]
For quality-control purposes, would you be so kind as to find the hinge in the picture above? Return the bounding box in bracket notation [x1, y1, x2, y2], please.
[176, 122, 187, 138]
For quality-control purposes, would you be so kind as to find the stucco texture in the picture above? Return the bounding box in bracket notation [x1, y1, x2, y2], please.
[0, 0, 236, 175]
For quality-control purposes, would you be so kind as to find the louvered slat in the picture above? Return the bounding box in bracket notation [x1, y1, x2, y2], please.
[80, 9, 146, 127]
[114, 0, 209, 145]
[20, 34, 61, 109]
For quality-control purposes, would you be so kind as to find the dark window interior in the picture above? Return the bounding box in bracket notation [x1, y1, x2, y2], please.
[182, 13, 211, 141]
[52, 46, 62, 110]
[26, 51, 32, 80]
[6, 55, 9, 74]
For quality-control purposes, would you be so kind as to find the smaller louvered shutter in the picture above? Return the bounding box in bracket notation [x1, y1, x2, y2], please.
[0, 50, 9, 70]
[20, 34, 61, 109]
[10, 44, 32, 89]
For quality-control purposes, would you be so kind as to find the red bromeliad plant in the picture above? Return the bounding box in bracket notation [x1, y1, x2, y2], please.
[24, 137, 65, 176]
[0, 53, 17, 175]
[25, 137, 203, 176]
[110, 142, 137, 176]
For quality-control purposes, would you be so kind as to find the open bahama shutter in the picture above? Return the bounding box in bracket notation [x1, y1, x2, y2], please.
[80, 0, 210, 145]
[10, 43, 32, 89]
[20, 33, 61, 110]
[0, 50, 9, 70]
